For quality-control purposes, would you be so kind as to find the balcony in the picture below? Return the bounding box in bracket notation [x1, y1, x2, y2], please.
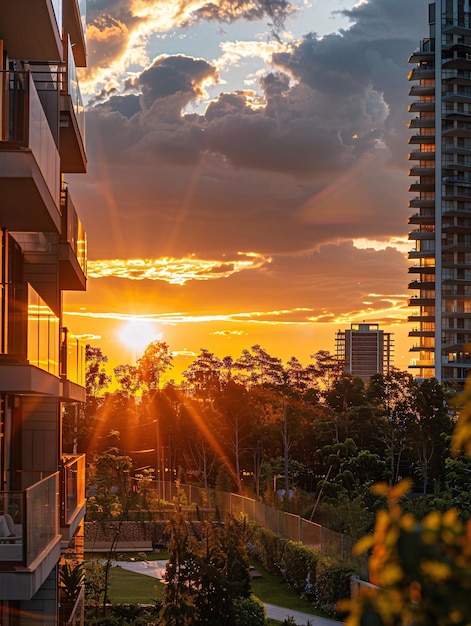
[409, 166, 435, 177]
[0, 473, 61, 600]
[409, 198, 435, 209]
[409, 101, 435, 113]
[60, 38, 86, 173]
[407, 67, 434, 80]
[0, 283, 60, 395]
[63, 0, 87, 67]
[60, 454, 86, 540]
[0, 0, 62, 62]
[60, 327, 86, 402]
[60, 186, 87, 290]
[0, 71, 61, 232]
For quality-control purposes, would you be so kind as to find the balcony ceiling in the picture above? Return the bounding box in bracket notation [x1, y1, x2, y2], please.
[0, 0, 62, 62]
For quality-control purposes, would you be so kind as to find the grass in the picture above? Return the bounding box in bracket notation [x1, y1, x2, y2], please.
[107, 567, 165, 605]
[85, 552, 329, 625]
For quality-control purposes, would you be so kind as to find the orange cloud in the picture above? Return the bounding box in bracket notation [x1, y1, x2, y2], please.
[86, 253, 271, 285]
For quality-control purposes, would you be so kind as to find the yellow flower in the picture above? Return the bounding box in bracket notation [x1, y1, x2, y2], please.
[380, 563, 404, 585]
[423, 511, 441, 531]
[420, 560, 452, 582]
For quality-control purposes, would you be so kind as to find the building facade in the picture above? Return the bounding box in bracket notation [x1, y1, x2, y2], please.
[0, 1, 88, 623]
[408, 0, 471, 384]
[335, 323, 394, 382]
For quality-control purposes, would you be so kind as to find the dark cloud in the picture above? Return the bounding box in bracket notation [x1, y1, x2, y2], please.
[129, 55, 218, 109]
[74, 0, 428, 269]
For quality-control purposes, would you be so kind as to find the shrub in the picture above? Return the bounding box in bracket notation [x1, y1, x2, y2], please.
[232, 595, 268, 626]
[315, 558, 353, 615]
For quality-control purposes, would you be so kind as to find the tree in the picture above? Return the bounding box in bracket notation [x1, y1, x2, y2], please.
[86, 345, 112, 397]
[137, 340, 173, 391]
[182, 349, 223, 399]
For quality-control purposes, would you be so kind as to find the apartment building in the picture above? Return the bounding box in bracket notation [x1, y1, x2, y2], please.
[0, 1, 88, 623]
[408, 0, 471, 384]
[335, 323, 394, 382]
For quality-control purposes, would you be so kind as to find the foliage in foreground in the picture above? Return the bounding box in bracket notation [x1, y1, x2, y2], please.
[343, 398, 471, 626]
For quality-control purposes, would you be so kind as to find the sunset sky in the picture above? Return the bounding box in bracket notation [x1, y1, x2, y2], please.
[64, 0, 428, 381]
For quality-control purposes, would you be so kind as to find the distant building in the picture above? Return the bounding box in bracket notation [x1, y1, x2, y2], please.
[408, 0, 471, 384]
[335, 323, 394, 381]
[0, 1, 88, 623]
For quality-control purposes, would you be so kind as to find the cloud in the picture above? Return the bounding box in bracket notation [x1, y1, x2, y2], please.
[83, 0, 296, 90]
[87, 253, 271, 285]
[68, 0, 429, 362]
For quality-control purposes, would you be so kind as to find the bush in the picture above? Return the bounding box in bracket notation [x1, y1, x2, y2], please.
[315, 558, 353, 615]
[232, 595, 268, 626]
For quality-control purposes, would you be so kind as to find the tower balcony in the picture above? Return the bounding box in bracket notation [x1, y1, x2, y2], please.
[408, 249, 435, 259]
[409, 101, 435, 113]
[409, 85, 435, 97]
[409, 198, 435, 209]
[0, 0, 62, 62]
[408, 263, 435, 273]
[408, 67, 434, 80]
[0, 282, 60, 395]
[60, 454, 86, 541]
[409, 181, 435, 192]
[408, 118, 435, 129]
[408, 280, 435, 290]
[409, 134, 435, 144]
[0, 71, 61, 233]
[409, 166, 435, 176]
[59, 38, 87, 173]
[409, 329, 435, 337]
[0, 473, 61, 600]
[60, 186, 87, 291]
[409, 296, 435, 306]
[408, 229, 435, 240]
[409, 210, 435, 224]
[409, 149, 435, 160]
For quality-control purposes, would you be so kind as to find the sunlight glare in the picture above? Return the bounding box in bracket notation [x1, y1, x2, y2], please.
[118, 319, 162, 354]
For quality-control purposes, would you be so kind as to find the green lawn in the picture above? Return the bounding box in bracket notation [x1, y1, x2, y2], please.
[107, 567, 165, 605]
[86, 552, 327, 624]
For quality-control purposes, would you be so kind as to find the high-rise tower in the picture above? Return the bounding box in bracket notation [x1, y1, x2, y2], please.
[335, 323, 394, 382]
[408, 0, 471, 384]
[0, 1, 88, 623]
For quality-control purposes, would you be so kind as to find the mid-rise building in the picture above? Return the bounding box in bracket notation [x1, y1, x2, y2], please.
[0, 1, 88, 623]
[408, 0, 471, 384]
[335, 323, 394, 381]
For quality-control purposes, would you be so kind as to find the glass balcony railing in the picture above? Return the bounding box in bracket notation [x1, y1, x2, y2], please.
[0, 71, 60, 207]
[0, 283, 59, 376]
[60, 327, 86, 386]
[61, 37, 85, 145]
[61, 454, 86, 527]
[51, 0, 63, 32]
[61, 186, 88, 277]
[0, 473, 59, 566]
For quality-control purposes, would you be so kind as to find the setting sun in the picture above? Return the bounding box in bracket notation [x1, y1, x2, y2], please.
[118, 318, 162, 357]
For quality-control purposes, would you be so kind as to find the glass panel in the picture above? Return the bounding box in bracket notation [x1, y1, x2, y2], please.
[27, 284, 59, 376]
[66, 37, 86, 146]
[61, 454, 85, 525]
[25, 473, 58, 566]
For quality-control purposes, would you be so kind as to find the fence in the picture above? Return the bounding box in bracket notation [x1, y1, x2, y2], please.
[87, 479, 364, 568]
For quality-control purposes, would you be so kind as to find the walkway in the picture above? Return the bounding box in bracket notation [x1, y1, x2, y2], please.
[111, 560, 342, 626]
